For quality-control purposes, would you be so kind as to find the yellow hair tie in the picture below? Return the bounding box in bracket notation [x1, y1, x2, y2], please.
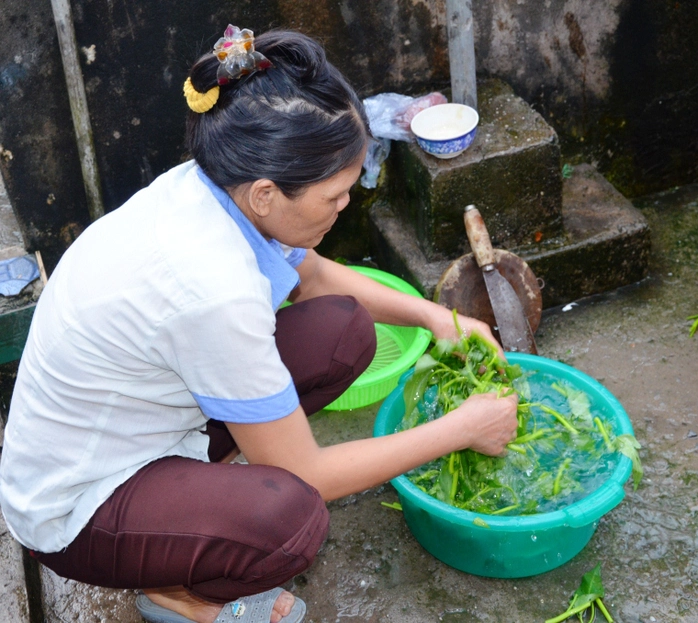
[183, 77, 220, 113]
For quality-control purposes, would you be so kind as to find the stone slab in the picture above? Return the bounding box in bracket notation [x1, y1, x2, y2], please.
[370, 164, 650, 308]
[387, 79, 563, 260]
[0, 511, 30, 623]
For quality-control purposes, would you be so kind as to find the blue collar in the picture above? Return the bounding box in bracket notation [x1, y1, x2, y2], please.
[196, 167, 303, 309]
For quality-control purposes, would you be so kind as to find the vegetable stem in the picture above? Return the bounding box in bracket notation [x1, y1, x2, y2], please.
[506, 443, 527, 454]
[452, 307, 464, 337]
[594, 417, 613, 450]
[514, 429, 553, 444]
[539, 404, 580, 435]
[380, 502, 403, 511]
[491, 503, 520, 515]
[595, 598, 613, 622]
[450, 464, 459, 500]
[553, 458, 572, 496]
[545, 601, 592, 623]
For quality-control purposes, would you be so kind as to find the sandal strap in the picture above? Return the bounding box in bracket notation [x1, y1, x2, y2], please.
[214, 587, 283, 623]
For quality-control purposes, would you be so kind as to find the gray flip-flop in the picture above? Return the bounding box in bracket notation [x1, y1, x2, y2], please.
[136, 587, 306, 623]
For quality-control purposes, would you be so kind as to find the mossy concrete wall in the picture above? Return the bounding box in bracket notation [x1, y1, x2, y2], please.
[0, 0, 696, 268]
[474, 1, 698, 198]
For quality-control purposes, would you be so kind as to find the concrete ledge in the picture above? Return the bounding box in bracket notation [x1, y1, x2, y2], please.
[370, 164, 650, 308]
[519, 164, 651, 306]
[41, 567, 141, 623]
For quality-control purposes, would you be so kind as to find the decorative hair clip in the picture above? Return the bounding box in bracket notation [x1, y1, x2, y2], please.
[213, 24, 272, 85]
[183, 25, 271, 113]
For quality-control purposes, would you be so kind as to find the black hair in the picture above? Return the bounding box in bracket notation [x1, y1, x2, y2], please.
[186, 29, 370, 198]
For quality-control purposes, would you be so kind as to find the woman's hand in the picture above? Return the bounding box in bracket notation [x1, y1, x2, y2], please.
[444, 392, 519, 456]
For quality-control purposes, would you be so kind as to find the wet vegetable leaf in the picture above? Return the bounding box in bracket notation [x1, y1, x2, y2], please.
[575, 563, 605, 601]
[553, 382, 592, 423]
[431, 338, 456, 359]
[688, 314, 698, 338]
[546, 564, 613, 623]
[613, 434, 643, 490]
[415, 353, 439, 372]
[402, 364, 435, 428]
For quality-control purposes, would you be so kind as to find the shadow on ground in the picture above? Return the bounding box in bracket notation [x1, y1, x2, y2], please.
[301, 184, 698, 623]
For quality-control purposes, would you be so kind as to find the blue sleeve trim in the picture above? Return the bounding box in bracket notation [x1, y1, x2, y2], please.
[286, 247, 307, 268]
[193, 381, 300, 423]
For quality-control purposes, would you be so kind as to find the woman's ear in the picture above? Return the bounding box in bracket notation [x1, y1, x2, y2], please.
[248, 179, 279, 218]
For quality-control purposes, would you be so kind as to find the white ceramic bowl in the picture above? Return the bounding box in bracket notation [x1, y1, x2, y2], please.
[410, 103, 479, 159]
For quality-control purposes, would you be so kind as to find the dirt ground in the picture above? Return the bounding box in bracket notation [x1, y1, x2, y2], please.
[298, 184, 698, 623]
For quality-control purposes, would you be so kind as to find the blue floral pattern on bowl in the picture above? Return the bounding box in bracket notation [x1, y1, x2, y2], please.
[411, 103, 479, 159]
[415, 128, 477, 159]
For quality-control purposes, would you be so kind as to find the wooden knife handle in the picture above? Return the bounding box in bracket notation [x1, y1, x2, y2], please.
[464, 205, 495, 268]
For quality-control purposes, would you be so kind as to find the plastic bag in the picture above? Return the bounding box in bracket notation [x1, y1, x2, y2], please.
[360, 92, 448, 188]
[363, 92, 448, 142]
[0, 255, 39, 296]
[360, 137, 391, 189]
[363, 93, 415, 142]
[395, 92, 448, 134]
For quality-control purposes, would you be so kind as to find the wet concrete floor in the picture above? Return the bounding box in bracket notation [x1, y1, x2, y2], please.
[299, 184, 698, 623]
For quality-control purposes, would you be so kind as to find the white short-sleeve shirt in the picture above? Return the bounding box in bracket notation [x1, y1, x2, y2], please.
[0, 161, 307, 552]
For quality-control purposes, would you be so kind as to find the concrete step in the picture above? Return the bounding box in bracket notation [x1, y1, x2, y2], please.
[0, 175, 43, 365]
[370, 164, 651, 308]
[386, 79, 564, 260]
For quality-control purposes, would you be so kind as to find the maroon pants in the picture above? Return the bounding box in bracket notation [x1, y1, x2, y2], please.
[35, 295, 376, 603]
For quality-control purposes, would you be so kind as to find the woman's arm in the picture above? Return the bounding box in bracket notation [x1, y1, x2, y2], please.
[250, 250, 516, 499]
[226, 391, 518, 501]
[291, 250, 501, 348]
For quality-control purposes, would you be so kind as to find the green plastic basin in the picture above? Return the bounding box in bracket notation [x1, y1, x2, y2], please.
[373, 353, 635, 578]
[324, 266, 432, 411]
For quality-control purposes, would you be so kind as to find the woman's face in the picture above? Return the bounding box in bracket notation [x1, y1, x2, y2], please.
[254, 155, 365, 249]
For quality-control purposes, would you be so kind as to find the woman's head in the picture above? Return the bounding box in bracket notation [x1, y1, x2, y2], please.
[185, 28, 370, 199]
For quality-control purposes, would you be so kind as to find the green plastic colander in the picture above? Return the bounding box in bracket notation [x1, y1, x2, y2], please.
[324, 266, 432, 411]
[373, 353, 635, 578]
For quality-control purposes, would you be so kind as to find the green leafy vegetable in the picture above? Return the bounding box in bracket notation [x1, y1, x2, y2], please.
[553, 382, 592, 424]
[688, 314, 698, 338]
[399, 310, 643, 516]
[380, 501, 403, 511]
[612, 434, 643, 490]
[545, 563, 613, 623]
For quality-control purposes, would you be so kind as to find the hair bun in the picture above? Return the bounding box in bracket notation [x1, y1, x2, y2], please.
[255, 31, 326, 82]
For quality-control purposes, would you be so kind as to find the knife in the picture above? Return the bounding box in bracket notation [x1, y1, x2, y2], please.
[463, 205, 538, 354]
